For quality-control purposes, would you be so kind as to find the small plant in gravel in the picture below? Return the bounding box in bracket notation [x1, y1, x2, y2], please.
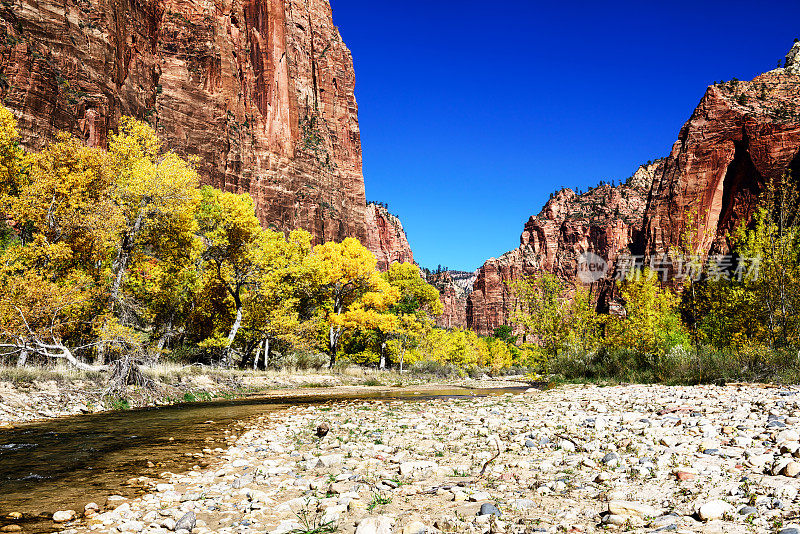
[387, 477, 405, 487]
[367, 491, 391, 511]
[291, 506, 337, 534]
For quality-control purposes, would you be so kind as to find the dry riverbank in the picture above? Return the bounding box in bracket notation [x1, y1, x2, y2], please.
[0, 366, 530, 425]
[25, 383, 800, 534]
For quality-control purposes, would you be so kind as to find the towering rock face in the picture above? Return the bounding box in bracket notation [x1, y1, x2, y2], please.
[363, 203, 414, 271]
[467, 43, 800, 336]
[425, 270, 476, 329]
[466, 163, 660, 336]
[642, 46, 800, 255]
[0, 0, 365, 243]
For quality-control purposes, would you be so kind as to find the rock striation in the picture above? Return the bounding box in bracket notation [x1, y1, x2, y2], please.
[0, 0, 365, 243]
[466, 165, 657, 336]
[363, 203, 414, 271]
[425, 270, 477, 329]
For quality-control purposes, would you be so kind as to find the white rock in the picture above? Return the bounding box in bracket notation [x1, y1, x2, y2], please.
[776, 485, 798, 502]
[319, 454, 343, 468]
[777, 429, 800, 443]
[53, 511, 77, 523]
[268, 520, 302, 534]
[399, 461, 437, 478]
[355, 516, 394, 534]
[607, 501, 658, 518]
[697, 500, 734, 521]
[402, 521, 430, 534]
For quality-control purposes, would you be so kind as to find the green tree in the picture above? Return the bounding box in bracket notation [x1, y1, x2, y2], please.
[508, 273, 571, 356]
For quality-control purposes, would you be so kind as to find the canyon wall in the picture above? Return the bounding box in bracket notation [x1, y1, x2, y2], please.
[425, 270, 476, 329]
[0, 0, 365, 242]
[466, 164, 658, 336]
[363, 203, 414, 271]
[467, 43, 800, 336]
[642, 43, 800, 256]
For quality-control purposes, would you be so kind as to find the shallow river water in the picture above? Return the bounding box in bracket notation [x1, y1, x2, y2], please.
[0, 386, 527, 532]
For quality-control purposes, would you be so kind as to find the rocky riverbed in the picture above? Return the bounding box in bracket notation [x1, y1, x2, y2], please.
[34, 384, 800, 534]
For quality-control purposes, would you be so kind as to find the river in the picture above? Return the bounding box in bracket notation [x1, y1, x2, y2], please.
[0, 386, 528, 533]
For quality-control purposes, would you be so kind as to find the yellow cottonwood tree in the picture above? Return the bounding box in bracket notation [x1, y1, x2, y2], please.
[380, 262, 442, 369]
[0, 106, 29, 223]
[242, 229, 320, 369]
[106, 118, 201, 320]
[1, 129, 113, 368]
[196, 186, 265, 364]
[311, 238, 399, 367]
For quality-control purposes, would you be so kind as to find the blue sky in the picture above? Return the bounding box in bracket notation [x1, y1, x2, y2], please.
[330, 0, 800, 271]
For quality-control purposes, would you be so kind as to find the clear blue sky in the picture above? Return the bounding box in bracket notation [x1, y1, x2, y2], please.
[330, 0, 800, 271]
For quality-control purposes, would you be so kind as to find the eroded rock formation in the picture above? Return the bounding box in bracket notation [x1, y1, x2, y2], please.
[467, 43, 800, 335]
[0, 0, 365, 242]
[466, 165, 658, 336]
[425, 270, 476, 329]
[642, 45, 800, 256]
[363, 203, 414, 271]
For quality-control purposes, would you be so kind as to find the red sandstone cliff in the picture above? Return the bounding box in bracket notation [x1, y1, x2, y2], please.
[642, 43, 800, 256]
[467, 43, 800, 336]
[0, 0, 365, 243]
[466, 164, 658, 336]
[363, 203, 414, 271]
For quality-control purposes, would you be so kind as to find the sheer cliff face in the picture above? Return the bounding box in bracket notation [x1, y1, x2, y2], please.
[0, 0, 365, 242]
[466, 171, 657, 336]
[643, 51, 800, 255]
[363, 203, 414, 271]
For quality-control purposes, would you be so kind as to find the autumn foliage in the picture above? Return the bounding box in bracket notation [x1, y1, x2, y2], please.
[0, 108, 534, 373]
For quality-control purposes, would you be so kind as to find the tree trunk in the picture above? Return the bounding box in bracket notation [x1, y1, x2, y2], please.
[15, 341, 107, 372]
[156, 316, 174, 353]
[328, 325, 340, 368]
[379, 342, 387, 370]
[264, 338, 269, 370]
[98, 199, 149, 365]
[225, 304, 243, 367]
[16, 350, 27, 367]
[110, 200, 148, 307]
[253, 338, 261, 370]
[399, 336, 407, 374]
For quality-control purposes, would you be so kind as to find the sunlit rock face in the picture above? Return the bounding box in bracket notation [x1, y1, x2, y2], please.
[363, 203, 414, 271]
[642, 53, 800, 257]
[466, 167, 656, 336]
[425, 270, 477, 330]
[0, 0, 366, 242]
[466, 44, 800, 336]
